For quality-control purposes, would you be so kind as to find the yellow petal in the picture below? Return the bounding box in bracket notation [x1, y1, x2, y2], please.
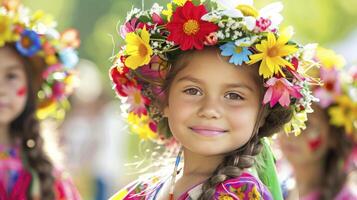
[141, 27, 150, 44]
[125, 32, 141, 46]
[278, 45, 298, 56]
[277, 26, 294, 45]
[248, 53, 264, 64]
[259, 59, 273, 78]
[125, 54, 146, 70]
[267, 32, 276, 48]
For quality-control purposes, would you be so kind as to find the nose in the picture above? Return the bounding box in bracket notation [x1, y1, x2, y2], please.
[197, 96, 222, 119]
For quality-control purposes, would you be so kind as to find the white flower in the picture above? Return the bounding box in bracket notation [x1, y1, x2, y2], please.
[244, 16, 256, 31]
[218, 21, 225, 28]
[150, 3, 163, 15]
[302, 43, 318, 61]
[201, 10, 222, 22]
[217, 0, 252, 18]
[235, 36, 258, 47]
[259, 2, 284, 30]
[126, 7, 141, 21]
[217, 0, 284, 30]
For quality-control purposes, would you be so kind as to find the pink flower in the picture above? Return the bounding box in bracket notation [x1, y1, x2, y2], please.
[120, 18, 145, 39]
[152, 13, 164, 25]
[263, 77, 303, 107]
[314, 67, 341, 108]
[204, 32, 218, 46]
[122, 85, 150, 116]
[255, 17, 272, 32]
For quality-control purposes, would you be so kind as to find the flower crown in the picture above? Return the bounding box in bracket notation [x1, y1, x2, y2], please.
[313, 47, 357, 141]
[110, 0, 319, 147]
[0, 0, 80, 120]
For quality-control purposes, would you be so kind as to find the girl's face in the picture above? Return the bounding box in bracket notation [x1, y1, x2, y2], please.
[164, 48, 261, 156]
[278, 106, 330, 165]
[0, 46, 28, 126]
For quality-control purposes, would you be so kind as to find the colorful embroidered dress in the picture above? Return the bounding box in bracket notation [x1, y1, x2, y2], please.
[111, 172, 272, 200]
[0, 144, 81, 200]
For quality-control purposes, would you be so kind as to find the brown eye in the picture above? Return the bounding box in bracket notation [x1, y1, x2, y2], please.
[183, 88, 202, 96]
[224, 92, 243, 100]
[6, 72, 19, 80]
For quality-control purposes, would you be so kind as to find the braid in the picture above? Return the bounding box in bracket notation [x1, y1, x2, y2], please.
[9, 47, 56, 199]
[320, 115, 354, 200]
[11, 92, 56, 199]
[198, 136, 263, 199]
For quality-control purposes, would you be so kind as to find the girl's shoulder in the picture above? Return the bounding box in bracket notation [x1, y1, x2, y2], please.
[213, 172, 273, 200]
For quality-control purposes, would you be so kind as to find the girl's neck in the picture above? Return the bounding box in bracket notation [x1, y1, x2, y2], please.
[0, 124, 11, 146]
[293, 161, 324, 197]
[169, 147, 225, 199]
[182, 147, 224, 177]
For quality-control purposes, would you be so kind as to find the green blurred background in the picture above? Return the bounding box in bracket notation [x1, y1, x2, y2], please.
[21, 0, 357, 199]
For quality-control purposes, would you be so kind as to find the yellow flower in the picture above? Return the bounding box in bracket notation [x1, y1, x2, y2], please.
[284, 110, 308, 136]
[173, 0, 191, 6]
[315, 47, 345, 69]
[127, 113, 157, 141]
[0, 15, 12, 46]
[248, 27, 298, 78]
[162, 3, 173, 21]
[329, 95, 357, 134]
[125, 27, 153, 70]
[36, 99, 57, 120]
[236, 187, 246, 199]
[248, 186, 261, 200]
[218, 194, 234, 200]
[31, 10, 55, 28]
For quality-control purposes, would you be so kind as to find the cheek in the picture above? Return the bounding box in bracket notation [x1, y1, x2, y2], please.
[16, 86, 27, 97]
[227, 106, 257, 132]
[307, 134, 323, 152]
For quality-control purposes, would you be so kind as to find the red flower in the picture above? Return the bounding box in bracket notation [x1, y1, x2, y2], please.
[166, 1, 218, 50]
[110, 65, 136, 97]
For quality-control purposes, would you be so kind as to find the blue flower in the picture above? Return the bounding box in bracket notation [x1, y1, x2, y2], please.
[59, 48, 79, 69]
[16, 29, 42, 57]
[220, 42, 252, 66]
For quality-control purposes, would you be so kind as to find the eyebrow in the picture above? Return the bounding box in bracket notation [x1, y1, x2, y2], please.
[176, 75, 254, 92]
[1, 64, 23, 71]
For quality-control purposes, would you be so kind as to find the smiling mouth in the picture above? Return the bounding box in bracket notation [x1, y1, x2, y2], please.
[189, 126, 228, 137]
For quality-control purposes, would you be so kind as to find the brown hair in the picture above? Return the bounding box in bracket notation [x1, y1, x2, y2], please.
[319, 107, 354, 200]
[7, 44, 56, 199]
[158, 47, 293, 199]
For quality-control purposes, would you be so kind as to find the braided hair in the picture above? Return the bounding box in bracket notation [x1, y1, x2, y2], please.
[7, 44, 56, 199]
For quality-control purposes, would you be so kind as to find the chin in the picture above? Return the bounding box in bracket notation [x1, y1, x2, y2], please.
[183, 141, 234, 156]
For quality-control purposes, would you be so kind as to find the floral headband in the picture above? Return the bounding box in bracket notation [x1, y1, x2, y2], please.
[110, 0, 319, 147]
[0, 0, 80, 120]
[313, 47, 357, 141]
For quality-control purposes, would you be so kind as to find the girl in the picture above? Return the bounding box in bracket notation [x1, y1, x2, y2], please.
[278, 48, 357, 200]
[109, 0, 318, 199]
[0, 1, 81, 199]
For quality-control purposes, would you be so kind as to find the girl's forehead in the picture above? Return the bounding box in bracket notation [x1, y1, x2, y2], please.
[0, 47, 25, 70]
[174, 48, 260, 87]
